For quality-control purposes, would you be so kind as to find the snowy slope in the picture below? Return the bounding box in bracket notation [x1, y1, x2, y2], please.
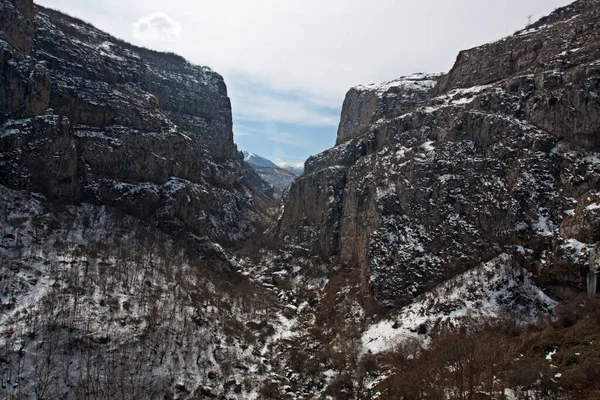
[242, 151, 301, 193]
[0, 184, 298, 399]
[242, 151, 279, 169]
[276, 161, 304, 176]
[361, 253, 557, 355]
[353, 72, 440, 96]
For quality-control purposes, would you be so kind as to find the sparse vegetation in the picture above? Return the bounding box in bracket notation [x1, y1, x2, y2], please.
[370, 296, 600, 399]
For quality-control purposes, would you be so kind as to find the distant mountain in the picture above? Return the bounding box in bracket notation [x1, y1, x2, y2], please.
[276, 161, 304, 176]
[242, 151, 279, 169]
[242, 151, 300, 193]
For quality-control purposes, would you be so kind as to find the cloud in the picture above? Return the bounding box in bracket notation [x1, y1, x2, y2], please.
[232, 124, 253, 137]
[234, 94, 339, 127]
[228, 79, 340, 127]
[267, 132, 313, 148]
[133, 12, 181, 42]
[36, 0, 573, 159]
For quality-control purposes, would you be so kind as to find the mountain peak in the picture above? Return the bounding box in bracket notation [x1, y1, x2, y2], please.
[242, 151, 279, 169]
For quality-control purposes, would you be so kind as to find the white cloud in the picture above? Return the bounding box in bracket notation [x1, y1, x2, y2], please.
[133, 12, 181, 42]
[230, 88, 339, 127]
[232, 124, 253, 137]
[267, 132, 313, 148]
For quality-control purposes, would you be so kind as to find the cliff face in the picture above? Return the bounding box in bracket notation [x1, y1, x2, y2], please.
[0, 1, 258, 242]
[0, 3, 281, 398]
[432, 0, 600, 150]
[336, 73, 441, 145]
[277, 0, 600, 306]
[0, 0, 35, 55]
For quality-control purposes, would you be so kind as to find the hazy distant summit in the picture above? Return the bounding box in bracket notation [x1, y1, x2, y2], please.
[242, 151, 301, 193]
[276, 160, 304, 176]
[242, 151, 279, 169]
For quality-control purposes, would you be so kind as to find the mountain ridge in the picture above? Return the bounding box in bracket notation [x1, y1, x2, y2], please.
[242, 150, 301, 194]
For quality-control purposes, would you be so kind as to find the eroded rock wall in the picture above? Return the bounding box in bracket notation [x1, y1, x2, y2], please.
[277, 0, 600, 306]
[0, 1, 258, 243]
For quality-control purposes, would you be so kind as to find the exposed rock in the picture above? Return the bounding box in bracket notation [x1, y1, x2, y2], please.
[0, 0, 35, 54]
[336, 73, 442, 145]
[0, 1, 260, 243]
[277, 0, 600, 306]
[0, 113, 78, 200]
[278, 165, 348, 258]
[432, 0, 600, 149]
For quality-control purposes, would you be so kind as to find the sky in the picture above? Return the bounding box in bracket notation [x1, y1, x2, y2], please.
[37, 0, 572, 165]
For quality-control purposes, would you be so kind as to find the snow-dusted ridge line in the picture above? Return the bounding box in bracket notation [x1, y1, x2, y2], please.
[353, 72, 443, 96]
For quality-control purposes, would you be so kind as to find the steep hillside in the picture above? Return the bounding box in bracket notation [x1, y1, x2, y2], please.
[243, 151, 280, 169]
[0, 1, 281, 398]
[277, 0, 600, 308]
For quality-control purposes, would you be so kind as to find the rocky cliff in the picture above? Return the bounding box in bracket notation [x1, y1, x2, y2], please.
[277, 0, 600, 306]
[1, 1, 259, 243]
[336, 73, 441, 145]
[0, 2, 284, 398]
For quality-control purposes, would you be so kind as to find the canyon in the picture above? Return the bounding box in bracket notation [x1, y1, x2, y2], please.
[1, 0, 599, 398]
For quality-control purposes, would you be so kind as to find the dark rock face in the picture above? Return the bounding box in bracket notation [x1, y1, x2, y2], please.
[0, 0, 35, 54]
[1, 114, 78, 200]
[432, 0, 600, 150]
[277, 0, 600, 306]
[0, 0, 49, 118]
[0, 1, 258, 242]
[278, 165, 348, 257]
[336, 73, 442, 145]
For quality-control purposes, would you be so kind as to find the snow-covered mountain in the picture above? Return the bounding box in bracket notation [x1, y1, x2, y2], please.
[242, 151, 279, 169]
[276, 161, 304, 176]
[242, 151, 301, 193]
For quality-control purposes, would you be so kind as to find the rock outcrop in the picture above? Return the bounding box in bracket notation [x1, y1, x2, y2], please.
[336, 73, 441, 145]
[0, 1, 259, 242]
[277, 0, 600, 306]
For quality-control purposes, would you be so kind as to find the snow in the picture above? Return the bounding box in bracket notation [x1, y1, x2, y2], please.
[560, 239, 594, 264]
[0, 184, 295, 397]
[421, 141, 435, 152]
[276, 160, 305, 176]
[362, 254, 556, 355]
[0, 128, 21, 138]
[242, 151, 279, 169]
[354, 73, 441, 97]
[97, 41, 125, 62]
[546, 349, 557, 361]
[73, 129, 123, 146]
[586, 202, 600, 211]
[532, 211, 556, 237]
